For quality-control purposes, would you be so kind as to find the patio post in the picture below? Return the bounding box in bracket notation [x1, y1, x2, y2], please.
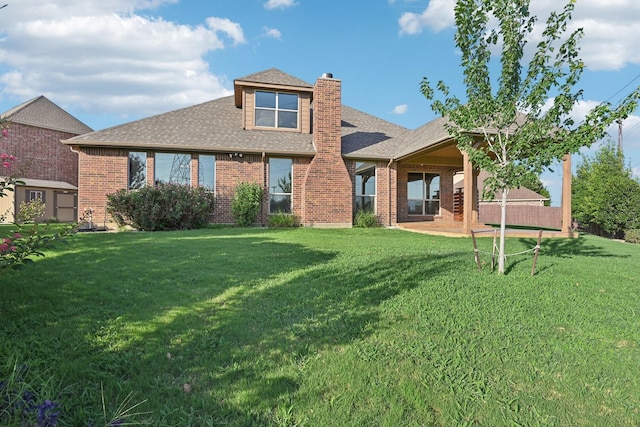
[561, 153, 573, 237]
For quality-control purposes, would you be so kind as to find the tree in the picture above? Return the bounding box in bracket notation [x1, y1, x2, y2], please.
[572, 143, 640, 238]
[520, 172, 551, 206]
[421, 0, 640, 273]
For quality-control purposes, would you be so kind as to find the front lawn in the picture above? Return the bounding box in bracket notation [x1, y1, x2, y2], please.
[1, 228, 639, 426]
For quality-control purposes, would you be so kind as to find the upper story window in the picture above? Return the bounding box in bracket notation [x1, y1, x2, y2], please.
[255, 91, 299, 129]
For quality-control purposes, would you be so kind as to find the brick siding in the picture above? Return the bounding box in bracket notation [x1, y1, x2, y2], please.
[4, 122, 79, 186]
[302, 77, 353, 226]
[76, 147, 128, 225]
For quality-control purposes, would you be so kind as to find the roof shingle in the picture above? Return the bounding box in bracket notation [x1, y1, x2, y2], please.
[2, 96, 93, 135]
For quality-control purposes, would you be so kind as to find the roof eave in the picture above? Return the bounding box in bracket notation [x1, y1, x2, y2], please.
[63, 140, 316, 157]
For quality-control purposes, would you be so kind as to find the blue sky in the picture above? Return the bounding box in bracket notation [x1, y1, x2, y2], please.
[1, 0, 639, 206]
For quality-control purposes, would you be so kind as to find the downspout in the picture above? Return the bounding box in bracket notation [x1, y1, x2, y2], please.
[262, 152, 266, 227]
[388, 158, 393, 227]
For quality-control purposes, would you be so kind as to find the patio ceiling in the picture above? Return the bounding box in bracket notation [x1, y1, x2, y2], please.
[398, 141, 463, 168]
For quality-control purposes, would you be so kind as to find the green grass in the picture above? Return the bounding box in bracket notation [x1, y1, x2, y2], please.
[1, 228, 639, 426]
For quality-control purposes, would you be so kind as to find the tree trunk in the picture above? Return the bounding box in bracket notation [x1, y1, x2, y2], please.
[498, 187, 509, 274]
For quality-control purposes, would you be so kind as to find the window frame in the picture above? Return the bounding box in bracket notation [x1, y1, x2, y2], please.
[355, 161, 376, 213]
[128, 151, 147, 190]
[407, 172, 441, 216]
[27, 190, 44, 203]
[255, 90, 299, 130]
[198, 154, 216, 192]
[268, 157, 293, 214]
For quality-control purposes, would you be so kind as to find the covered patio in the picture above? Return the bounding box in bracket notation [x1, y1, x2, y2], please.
[393, 129, 574, 238]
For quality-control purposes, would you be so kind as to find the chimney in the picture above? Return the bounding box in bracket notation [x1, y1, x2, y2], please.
[302, 73, 353, 227]
[313, 73, 341, 156]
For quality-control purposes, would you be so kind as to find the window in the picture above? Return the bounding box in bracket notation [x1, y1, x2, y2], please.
[198, 155, 215, 191]
[269, 158, 292, 213]
[128, 152, 147, 190]
[255, 91, 299, 129]
[28, 190, 44, 202]
[408, 172, 440, 215]
[355, 162, 376, 212]
[155, 153, 191, 186]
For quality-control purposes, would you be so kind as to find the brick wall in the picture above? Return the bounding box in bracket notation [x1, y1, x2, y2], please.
[213, 154, 265, 224]
[302, 76, 353, 227]
[375, 160, 397, 226]
[4, 122, 79, 186]
[77, 147, 128, 225]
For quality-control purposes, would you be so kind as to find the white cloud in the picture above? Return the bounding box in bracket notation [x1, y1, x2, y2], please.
[392, 104, 409, 115]
[264, 0, 298, 10]
[206, 17, 246, 46]
[261, 27, 282, 40]
[0, 0, 241, 120]
[398, 0, 640, 70]
[399, 0, 453, 34]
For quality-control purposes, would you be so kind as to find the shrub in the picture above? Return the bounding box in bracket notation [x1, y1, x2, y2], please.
[106, 184, 215, 231]
[16, 199, 46, 223]
[353, 210, 380, 228]
[268, 212, 298, 228]
[231, 182, 263, 227]
[625, 229, 640, 244]
[1, 224, 73, 271]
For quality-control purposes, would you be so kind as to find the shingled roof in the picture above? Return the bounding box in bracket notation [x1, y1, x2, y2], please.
[64, 68, 411, 158]
[235, 68, 313, 88]
[1, 95, 93, 135]
[64, 96, 315, 155]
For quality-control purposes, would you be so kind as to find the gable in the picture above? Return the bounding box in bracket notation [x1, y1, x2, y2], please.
[1, 96, 93, 135]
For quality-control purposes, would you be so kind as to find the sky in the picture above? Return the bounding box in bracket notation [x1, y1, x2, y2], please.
[0, 0, 639, 206]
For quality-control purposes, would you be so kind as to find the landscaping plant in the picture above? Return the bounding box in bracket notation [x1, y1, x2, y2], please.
[353, 210, 380, 228]
[268, 211, 298, 228]
[106, 183, 215, 231]
[231, 181, 262, 226]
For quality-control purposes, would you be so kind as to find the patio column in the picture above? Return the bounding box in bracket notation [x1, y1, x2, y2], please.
[561, 153, 573, 237]
[462, 151, 479, 233]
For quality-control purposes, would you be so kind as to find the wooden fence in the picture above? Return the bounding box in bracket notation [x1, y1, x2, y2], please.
[479, 205, 563, 230]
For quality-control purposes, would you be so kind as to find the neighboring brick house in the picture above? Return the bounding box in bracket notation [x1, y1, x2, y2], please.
[62, 68, 573, 234]
[0, 96, 93, 222]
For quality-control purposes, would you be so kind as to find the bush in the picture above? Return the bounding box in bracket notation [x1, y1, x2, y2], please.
[1, 223, 73, 271]
[268, 212, 298, 228]
[106, 184, 215, 231]
[231, 182, 263, 227]
[353, 210, 380, 228]
[625, 229, 640, 244]
[16, 199, 46, 223]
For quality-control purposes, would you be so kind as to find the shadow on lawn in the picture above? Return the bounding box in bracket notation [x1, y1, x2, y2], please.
[517, 234, 630, 259]
[0, 230, 470, 425]
[132, 248, 465, 423]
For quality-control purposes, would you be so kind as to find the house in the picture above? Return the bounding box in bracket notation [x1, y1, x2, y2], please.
[62, 68, 573, 235]
[454, 171, 550, 207]
[0, 96, 93, 222]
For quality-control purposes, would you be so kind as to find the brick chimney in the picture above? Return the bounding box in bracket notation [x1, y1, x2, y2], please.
[302, 73, 353, 227]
